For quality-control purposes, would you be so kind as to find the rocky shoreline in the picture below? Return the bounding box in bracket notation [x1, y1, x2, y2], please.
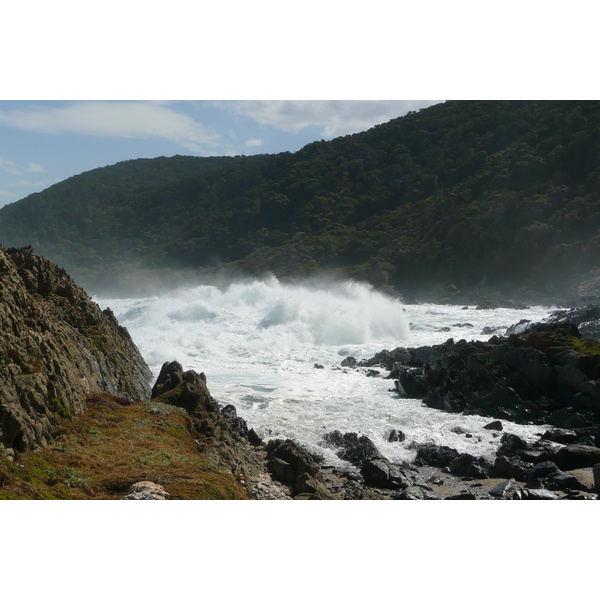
[2, 245, 599, 500]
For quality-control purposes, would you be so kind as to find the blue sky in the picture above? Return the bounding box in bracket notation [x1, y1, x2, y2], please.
[0, 100, 441, 207]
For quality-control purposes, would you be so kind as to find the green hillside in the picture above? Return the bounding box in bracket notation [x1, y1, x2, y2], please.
[1, 100, 600, 295]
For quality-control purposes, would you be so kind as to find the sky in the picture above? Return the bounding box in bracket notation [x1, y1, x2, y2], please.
[0, 100, 441, 208]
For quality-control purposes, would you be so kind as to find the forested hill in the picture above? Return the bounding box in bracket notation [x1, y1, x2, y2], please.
[1, 100, 600, 296]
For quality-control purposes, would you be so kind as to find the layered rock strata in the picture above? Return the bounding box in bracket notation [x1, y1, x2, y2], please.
[0, 245, 152, 456]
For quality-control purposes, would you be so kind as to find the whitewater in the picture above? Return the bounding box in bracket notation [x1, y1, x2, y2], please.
[97, 277, 555, 468]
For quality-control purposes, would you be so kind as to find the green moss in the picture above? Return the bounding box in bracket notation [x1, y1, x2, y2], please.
[154, 387, 184, 407]
[48, 396, 71, 419]
[567, 336, 600, 356]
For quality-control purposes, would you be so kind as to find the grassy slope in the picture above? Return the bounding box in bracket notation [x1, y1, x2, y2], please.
[0, 393, 250, 500]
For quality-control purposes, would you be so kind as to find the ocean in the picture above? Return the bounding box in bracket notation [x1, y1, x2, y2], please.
[97, 276, 556, 468]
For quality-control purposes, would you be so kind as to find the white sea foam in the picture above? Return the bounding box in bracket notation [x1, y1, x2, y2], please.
[97, 278, 555, 468]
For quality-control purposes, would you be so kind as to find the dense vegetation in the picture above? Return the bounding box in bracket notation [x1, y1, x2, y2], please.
[1, 100, 600, 295]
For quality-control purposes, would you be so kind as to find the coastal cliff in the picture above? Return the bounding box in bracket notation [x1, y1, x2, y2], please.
[0, 245, 152, 457]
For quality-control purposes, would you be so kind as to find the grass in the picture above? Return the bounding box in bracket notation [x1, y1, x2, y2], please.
[0, 393, 250, 500]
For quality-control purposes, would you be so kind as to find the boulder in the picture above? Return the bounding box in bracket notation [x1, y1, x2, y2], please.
[394, 485, 442, 500]
[552, 444, 600, 470]
[541, 428, 578, 444]
[489, 478, 524, 499]
[449, 453, 491, 479]
[266, 438, 333, 499]
[412, 443, 459, 468]
[388, 429, 406, 442]
[151, 361, 219, 416]
[122, 481, 169, 500]
[323, 430, 384, 466]
[360, 458, 412, 490]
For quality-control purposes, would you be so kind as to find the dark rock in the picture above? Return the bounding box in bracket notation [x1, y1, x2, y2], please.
[451, 426, 467, 435]
[545, 472, 588, 492]
[395, 366, 426, 397]
[220, 404, 249, 439]
[505, 319, 533, 336]
[412, 443, 459, 468]
[313, 363, 324, 369]
[323, 430, 384, 466]
[449, 453, 491, 479]
[498, 432, 529, 456]
[247, 428, 262, 446]
[394, 485, 442, 500]
[552, 444, 600, 470]
[484, 420, 503, 431]
[445, 492, 478, 499]
[341, 356, 357, 368]
[388, 429, 406, 442]
[520, 489, 558, 500]
[152, 361, 219, 415]
[541, 428, 578, 444]
[593, 463, 600, 494]
[493, 455, 530, 481]
[360, 458, 412, 490]
[266, 438, 333, 499]
[489, 478, 524, 499]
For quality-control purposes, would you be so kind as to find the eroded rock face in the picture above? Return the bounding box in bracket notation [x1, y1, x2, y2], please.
[0, 245, 152, 455]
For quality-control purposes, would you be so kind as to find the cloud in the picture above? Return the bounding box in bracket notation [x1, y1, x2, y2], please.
[24, 162, 46, 173]
[0, 157, 20, 175]
[245, 138, 263, 147]
[220, 100, 442, 138]
[0, 101, 222, 153]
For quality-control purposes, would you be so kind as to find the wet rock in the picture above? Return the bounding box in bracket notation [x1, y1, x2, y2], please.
[412, 443, 459, 468]
[541, 428, 578, 444]
[323, 430, 384, 466]
[220, 404, 250, 439]
[484, 420, 503, 431]
[498, 433, 529, 456]
[388, 429, 406, 442]
[341, 356, 357, 368]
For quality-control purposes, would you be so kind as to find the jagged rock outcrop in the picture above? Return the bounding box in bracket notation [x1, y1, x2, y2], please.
[0, 245, 152, 457]
[362, 320, 600, 428]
